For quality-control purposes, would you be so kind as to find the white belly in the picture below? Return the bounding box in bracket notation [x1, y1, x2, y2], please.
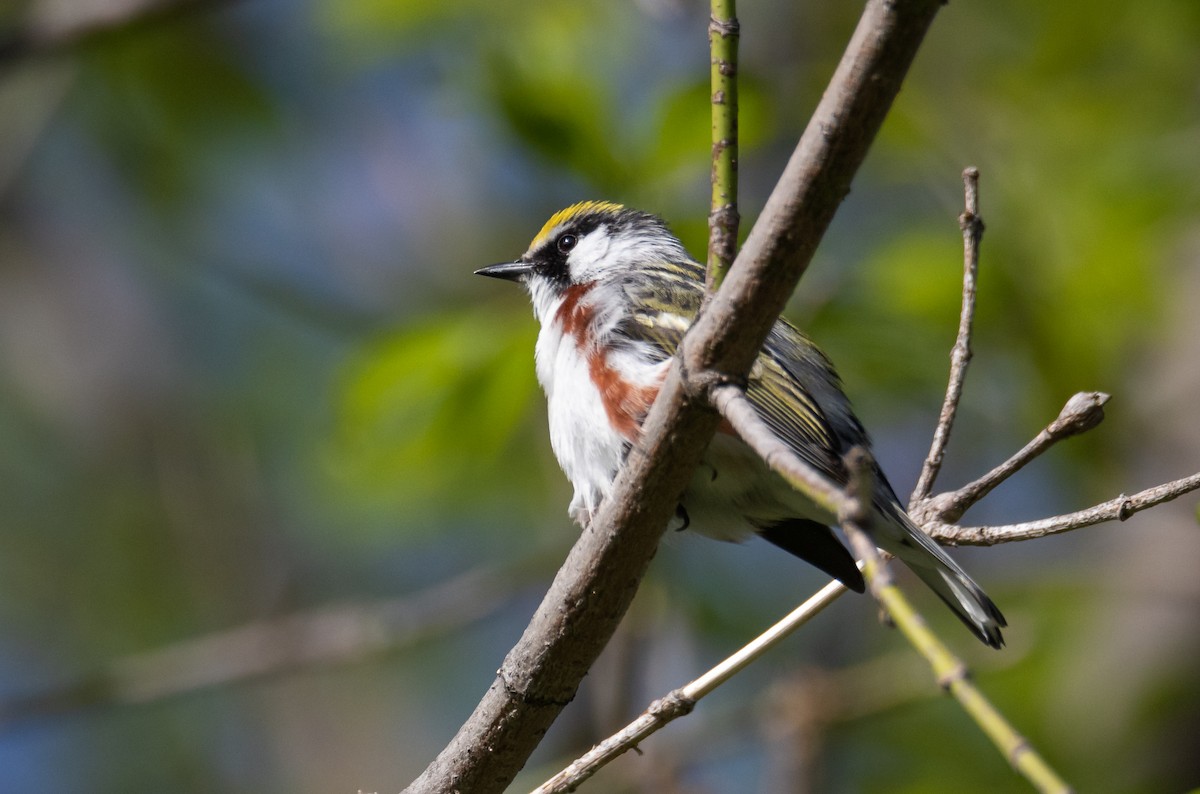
[540, 336, 629, 524]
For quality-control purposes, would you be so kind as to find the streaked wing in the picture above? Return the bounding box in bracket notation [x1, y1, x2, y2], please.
[613, 261, 704, 358]
[744, 322, 855, 487]
[615, 262, 865, 489]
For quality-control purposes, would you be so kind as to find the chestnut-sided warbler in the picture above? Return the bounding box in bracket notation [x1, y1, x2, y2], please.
[477, 201, 1006, 648]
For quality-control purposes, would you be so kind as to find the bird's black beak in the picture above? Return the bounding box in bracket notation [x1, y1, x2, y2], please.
[475, 260, 534, 282]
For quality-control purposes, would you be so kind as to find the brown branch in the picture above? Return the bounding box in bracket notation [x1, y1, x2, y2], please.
[534, 175, 1190, 789]
[929, 471, 1200, 546]
[405, 2, 945, 791]
[912, 391, 1111, 526]
[911, 167, 984, 502]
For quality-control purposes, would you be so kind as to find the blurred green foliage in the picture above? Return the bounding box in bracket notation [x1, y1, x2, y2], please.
[0, 0, 1198, 792]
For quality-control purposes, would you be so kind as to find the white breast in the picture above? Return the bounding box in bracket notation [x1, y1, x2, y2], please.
[534, 320, 629, 525]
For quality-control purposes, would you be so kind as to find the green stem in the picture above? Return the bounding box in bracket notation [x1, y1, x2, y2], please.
[707, 0, 740, 291]
[859, 553, 1075, 794]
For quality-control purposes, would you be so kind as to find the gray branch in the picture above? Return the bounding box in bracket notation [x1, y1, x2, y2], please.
[911, 391, 1111, 526]
[912, 167, 984, 501]
[929, 471, 1200, 546]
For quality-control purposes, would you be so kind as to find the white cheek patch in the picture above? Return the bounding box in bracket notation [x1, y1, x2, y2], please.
[568, 228, 613, 283]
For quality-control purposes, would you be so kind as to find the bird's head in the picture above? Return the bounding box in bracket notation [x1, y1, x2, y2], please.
[476, 202, 689, 317]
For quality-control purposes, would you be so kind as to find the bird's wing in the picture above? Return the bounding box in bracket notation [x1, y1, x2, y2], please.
[743, 321, 860, 487]
[616, 266, 863, 487]
[612, 262, 704, 359]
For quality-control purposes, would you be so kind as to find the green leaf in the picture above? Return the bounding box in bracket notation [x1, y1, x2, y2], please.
[326, 309, 552, 529]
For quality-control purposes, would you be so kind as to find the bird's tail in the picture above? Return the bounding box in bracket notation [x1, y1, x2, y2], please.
[876, 509, 1007, 649]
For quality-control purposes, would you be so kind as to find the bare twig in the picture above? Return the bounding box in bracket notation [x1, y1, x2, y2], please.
[0, 556, 542, 731]
[532, 578, 849, 794]
[406, 4, 945, 791]
[930, 470, 1200, 546]
[912, 167, 984, 502]
[913, 391, 1111, 526]
[856, 567, 1073, 792]
[706, 0, 740, 292]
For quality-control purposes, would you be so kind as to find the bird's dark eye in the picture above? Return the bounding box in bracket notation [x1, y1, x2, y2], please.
[557, 234, 577, 253]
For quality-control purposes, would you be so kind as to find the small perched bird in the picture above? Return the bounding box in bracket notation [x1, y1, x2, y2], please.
[477, 201, 1006, 648]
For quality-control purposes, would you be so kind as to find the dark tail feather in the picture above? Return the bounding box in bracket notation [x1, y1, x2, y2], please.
[884, 513, 1007, 649]
[760, 519, 866, 593]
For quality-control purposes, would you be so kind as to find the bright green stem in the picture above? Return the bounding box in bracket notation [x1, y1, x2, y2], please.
[707, 0, 739, 291]
[861, 555, 1075, 794]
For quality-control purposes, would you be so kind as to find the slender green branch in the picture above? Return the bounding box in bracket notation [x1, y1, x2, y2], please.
[710, 383, 850, 518]
[706, 0, 740, 291]
[862, 561, 1074, 793]
[839, 450, 1073, 794]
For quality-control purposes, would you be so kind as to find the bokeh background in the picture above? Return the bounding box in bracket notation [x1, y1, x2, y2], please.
[1, 1, 1198, 792]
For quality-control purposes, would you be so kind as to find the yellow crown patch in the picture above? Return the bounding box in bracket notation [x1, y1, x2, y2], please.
[530, 201, 625, 249]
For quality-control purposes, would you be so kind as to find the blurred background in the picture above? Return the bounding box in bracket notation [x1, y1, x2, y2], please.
[0, 0, 1198, 791]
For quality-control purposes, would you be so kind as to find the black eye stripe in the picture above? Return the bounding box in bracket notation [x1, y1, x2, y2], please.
[557, 234, 577, 253]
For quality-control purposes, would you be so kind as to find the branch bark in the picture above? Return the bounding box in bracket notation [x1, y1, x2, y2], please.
[532, 579, 848, 794]
[911, 391, 1111, 527]
[405, 2, 945, 791]
[929, 471, 1200, 546]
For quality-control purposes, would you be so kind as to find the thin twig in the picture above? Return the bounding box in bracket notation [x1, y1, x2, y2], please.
[532, 578, 849, 794]
[706, 0, 740, 292]
[842, 458, 1074, 793]
[912, 391, 1111, 526]
[912, 167, 984, 502]
[530, 397, 1197, 791]
[929, 470, 1200, 546]
[856, 564, 1074, 792]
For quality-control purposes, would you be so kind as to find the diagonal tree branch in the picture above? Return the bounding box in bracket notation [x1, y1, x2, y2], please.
[842, 509, 1073, 794]
[404, 2, 946, 791]
[710, 383, 850, 517]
